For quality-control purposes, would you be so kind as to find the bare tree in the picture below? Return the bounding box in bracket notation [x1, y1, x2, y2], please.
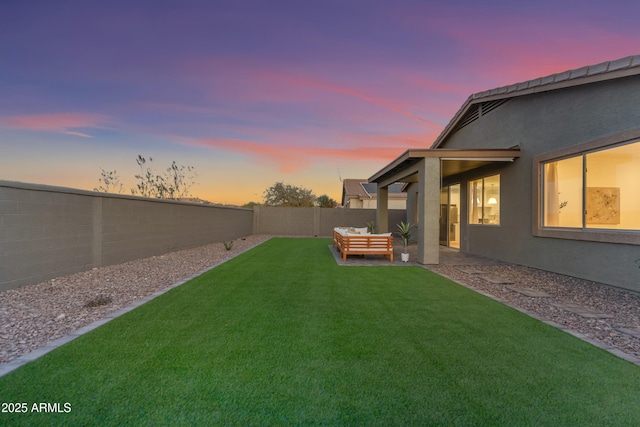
[94, 169, 124, 194]
[131, 155, 197, 199]
[96, 155, 197, 199]
[165, 160, 197, 199]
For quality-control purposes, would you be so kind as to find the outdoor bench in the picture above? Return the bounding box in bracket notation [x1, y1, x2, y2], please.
[333, 228, 394, 262]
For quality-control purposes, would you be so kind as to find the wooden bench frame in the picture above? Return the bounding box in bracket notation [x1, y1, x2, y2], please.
[333, 229, 394, 262]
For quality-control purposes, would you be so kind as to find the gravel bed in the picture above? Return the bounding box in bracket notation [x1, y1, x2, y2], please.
[2, 235, 640, 366]
[427, 264, 640, 362]
[0, 235, 271, 364]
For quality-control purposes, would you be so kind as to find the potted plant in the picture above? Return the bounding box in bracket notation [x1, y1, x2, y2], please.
[366, 220, 376, 234]
[396, 221, 413, 262]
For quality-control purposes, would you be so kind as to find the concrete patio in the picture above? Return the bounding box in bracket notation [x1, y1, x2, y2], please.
[330, 242, 507, 267]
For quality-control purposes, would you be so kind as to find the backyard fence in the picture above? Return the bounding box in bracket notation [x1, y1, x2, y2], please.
[252, 205, 406, 237]
[0, 181, 406, 291]
[0, 181, 253, 291]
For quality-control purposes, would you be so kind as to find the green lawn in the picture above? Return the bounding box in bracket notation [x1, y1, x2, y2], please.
[1, 238, 640, 426]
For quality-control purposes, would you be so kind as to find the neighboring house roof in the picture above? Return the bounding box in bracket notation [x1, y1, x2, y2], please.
[343, 179, 370, 200]
[360, 182, 406, 197]
[342, 179, 406, 205]
[431, 54, 640, 149]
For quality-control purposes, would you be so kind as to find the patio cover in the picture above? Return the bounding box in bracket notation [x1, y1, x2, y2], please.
[368, 148, 520, 264]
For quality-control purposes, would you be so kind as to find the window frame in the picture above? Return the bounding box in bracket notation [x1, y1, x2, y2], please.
[532, 128, 640, 245]
[468, 174, 501, 226]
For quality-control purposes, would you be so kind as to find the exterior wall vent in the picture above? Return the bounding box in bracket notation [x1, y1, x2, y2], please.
[453, 98, 510, 132]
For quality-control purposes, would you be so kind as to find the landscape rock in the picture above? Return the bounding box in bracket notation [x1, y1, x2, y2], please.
[0, 235, 271, 363]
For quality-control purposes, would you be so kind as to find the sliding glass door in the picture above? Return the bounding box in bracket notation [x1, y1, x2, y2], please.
[439, 184, 461, 248]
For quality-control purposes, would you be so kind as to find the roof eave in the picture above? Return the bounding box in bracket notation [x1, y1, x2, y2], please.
[368, 148, 521, 184]
[367, 149, 424, 183]
[431, 56, 640, 149]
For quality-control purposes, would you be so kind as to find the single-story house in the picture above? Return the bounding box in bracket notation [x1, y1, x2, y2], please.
[369, 55, 640, 292]
[341, 179, 406, 209]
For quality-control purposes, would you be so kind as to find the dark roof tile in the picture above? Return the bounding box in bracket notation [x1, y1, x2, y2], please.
[569, 66, 589, 78]
[506, 83, 519, 93]
[554, 70, 571, 82]
[540, 74, 556, 85]
[587, 61, 609, 75]
[609, 56, 633, 71]
[528, 78, 542, 88]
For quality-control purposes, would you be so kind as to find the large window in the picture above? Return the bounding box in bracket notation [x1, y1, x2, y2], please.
[469, 174, 500, 225]
[543, 156, 583, 227]
[542, 140, 640, 230]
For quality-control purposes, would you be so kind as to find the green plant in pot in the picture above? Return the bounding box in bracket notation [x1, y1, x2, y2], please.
[396, 221, 414, 262]
[366, 220, 376, 234]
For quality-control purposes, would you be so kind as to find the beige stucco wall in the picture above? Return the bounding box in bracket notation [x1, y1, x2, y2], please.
[253, 206, 406, 237]
[349, 198, 406, 210]
[0, 181, 253, 291]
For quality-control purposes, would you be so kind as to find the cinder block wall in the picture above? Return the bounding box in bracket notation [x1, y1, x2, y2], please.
[253, 206, 406, 236]
[100, 196, 251, 266]
[0, 181, 253, 291]
[252, 205, 316, 236]
[0, 183, 100, 291]
[1, 181, 407, 292]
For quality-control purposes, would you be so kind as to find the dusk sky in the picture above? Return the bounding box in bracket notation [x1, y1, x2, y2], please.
[1, 0, 639, 205]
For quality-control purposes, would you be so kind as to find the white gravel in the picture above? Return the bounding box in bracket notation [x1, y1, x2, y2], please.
[2, 235, 640, 365]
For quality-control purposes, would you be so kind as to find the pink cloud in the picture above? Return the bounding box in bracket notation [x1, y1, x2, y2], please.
[184, 137, 310, 173]
[406, 75, 473, 94]
[250, 69, 443, 130]
[179, 128, 438, 174]
[397, 5, 639, 88]
[337, 131, 435, 148]
[176, 57, 444, 130]
[141, 102, 222, 116]
[145, 96, 440, 153]
[464, 27, 638, 85]
[0, 113, 109, 137]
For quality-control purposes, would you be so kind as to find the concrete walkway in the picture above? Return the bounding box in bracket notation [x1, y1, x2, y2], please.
[435, 246, 509, 266]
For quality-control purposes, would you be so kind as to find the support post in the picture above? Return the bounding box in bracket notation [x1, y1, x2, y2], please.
[376, 184, 389, 233]
[417, 158, 440, 264]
